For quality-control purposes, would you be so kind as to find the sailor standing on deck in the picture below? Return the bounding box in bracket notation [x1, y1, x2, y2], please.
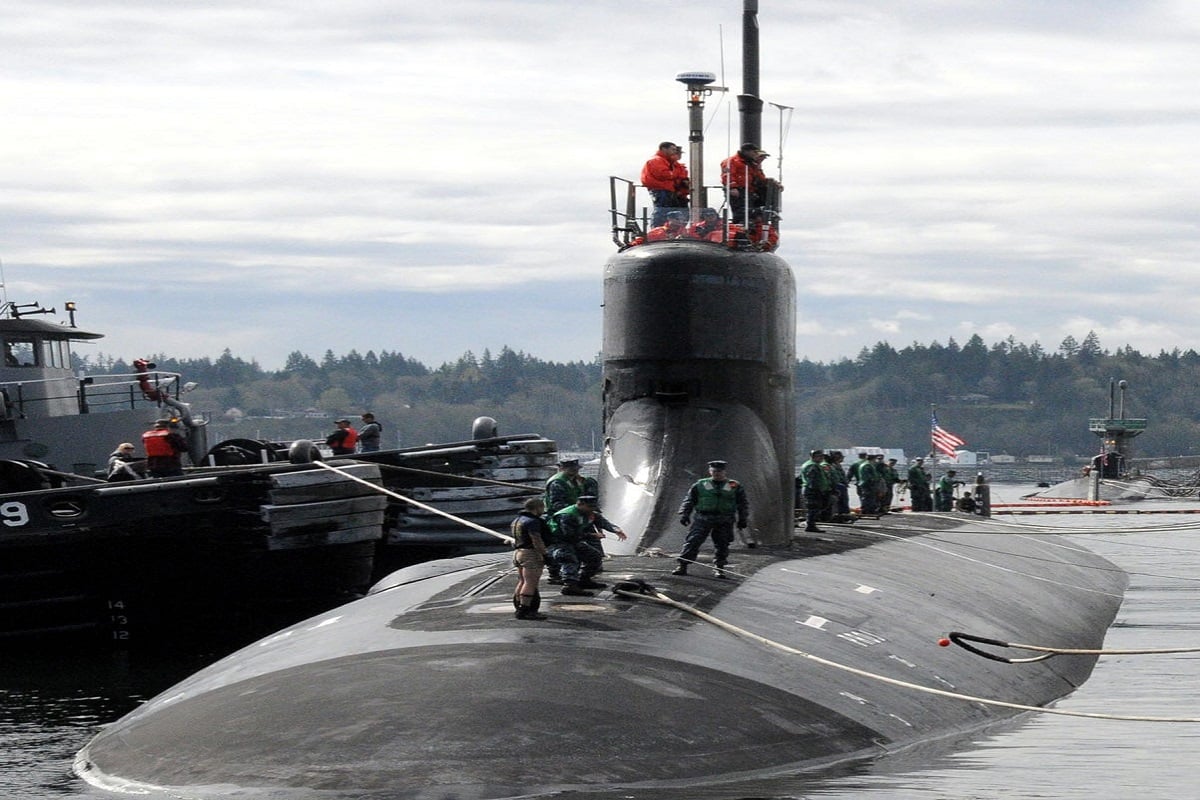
[799, 450, 830, 533]
[881, 457, 901, 512]
[827, 451, 851, 518]
[851, 452, 880, 515]
[641, 141, 690, 226]
[510, 498, 549, 620]
[675, 460, 749, 579]
[720, 142, 771, 219]
[357, 412, 382, 452]
[907, 457, 933, 511]
[325, 418, 358, 455]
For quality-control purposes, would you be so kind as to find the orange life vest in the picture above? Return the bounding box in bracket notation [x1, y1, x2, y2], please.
[142, 428, 179, 457]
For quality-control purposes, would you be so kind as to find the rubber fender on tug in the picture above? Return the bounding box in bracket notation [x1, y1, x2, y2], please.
[288, 439, 322, 464]
[205, 438, 283, 466]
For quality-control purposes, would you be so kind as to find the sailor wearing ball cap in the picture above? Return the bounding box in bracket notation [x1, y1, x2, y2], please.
[544, 457, 599, 516]
[907, 457, 933, 512]
[720, 142, 774, 219]
[543, 456, 600, 583]
[675, 459, 749, 578]
[798, 449, 830, 533]
[546, 494, 627, 596]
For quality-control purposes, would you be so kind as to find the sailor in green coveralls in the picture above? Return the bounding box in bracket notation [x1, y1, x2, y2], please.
[675, 460, 749, 579]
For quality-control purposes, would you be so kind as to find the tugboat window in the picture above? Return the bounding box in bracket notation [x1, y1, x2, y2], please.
[4, 339, 37, 367]
[42, 339, 66, 368]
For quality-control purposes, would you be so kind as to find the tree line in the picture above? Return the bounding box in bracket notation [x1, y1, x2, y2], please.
[75, 331, 1200, 459]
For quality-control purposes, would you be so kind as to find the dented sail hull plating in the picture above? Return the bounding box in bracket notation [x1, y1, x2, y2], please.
[600, 242, 796, 553]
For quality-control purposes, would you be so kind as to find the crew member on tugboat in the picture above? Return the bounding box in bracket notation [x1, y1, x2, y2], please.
[142, 419, 187, 478]
[106, 442, 143, 482]
[326, 418, 358, 455]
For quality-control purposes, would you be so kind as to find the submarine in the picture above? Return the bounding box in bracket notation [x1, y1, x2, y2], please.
[75, 3, 1128, 798]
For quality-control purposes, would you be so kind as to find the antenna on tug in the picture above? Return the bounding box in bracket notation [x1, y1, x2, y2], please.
[675, 70, 718, 216]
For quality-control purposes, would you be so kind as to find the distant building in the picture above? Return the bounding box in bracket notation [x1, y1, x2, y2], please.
[937, 449, 977, 465]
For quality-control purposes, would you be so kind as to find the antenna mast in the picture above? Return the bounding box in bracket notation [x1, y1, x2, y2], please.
[738, 0, 763, 149]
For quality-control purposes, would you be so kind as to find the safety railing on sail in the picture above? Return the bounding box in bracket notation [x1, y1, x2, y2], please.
[608, 176, 782, 252]
[0, 370, 184, 417]
[610, 176, 643, 248]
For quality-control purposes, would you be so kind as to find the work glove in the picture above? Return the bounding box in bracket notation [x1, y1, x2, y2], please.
[679, 516, 690, 527]
[737, 520, 747, 530]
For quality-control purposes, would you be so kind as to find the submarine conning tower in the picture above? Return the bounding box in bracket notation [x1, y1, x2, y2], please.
[601, 1, 795, 553]
[599, 242, 796, 552]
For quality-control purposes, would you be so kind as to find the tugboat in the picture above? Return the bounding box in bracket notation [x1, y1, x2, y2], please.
[0, 299, 389, 645]
[203, 416, 558, 571]
[0, 299, 203, 475]
[74, 3, 1128, 795]
[0, 299, 556, 642]
[0, 299, 556, 646]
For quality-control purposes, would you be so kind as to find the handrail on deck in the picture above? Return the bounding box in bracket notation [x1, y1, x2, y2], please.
[0, 370, 183, 418]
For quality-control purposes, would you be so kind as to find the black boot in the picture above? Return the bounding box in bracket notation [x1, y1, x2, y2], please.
[560, 583, 593, 597]
[671, 563, 688, 576]
[516, 595, 547, 620]
[713, 564, 728, 579]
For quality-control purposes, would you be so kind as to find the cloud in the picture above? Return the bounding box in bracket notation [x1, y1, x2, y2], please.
[3, 1, 1200, 370]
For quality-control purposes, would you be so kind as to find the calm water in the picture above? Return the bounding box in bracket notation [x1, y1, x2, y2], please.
[5, 484, 1200, 799]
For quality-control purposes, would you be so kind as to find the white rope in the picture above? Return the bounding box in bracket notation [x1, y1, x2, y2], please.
[615, 586, 1200, 723]
[313, 460, 514, 544]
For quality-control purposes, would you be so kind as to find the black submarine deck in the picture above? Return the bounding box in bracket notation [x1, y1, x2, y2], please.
[76, 513, 1127, 799]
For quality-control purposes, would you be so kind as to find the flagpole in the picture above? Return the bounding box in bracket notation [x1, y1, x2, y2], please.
[930, 403, 936, 460]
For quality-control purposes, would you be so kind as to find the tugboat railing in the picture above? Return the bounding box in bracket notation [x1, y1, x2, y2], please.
[0, 370, 184, 418]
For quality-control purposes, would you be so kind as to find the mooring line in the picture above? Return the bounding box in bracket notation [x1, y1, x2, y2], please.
[613, 585, 1200, 723]
[314, 460, 514, 544]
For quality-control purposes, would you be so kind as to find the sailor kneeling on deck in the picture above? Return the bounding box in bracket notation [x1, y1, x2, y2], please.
[546, 496, 626, 596]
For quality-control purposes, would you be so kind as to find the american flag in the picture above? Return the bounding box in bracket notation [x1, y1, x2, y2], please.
[931, 411, 966, 457]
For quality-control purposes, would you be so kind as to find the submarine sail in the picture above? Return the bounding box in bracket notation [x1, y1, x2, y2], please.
[601, 0, 794, 552]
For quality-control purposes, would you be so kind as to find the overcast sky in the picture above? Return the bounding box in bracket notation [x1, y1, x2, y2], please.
[3, 1, 1199, 370]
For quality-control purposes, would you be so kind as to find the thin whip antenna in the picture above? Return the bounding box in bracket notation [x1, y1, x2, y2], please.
[718, 24, 733, 212]
[720, 25, 732, 180]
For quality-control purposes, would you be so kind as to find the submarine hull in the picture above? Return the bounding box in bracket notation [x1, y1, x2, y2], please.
[76, 518, 1127, 798]
[600, 241, 796, 551]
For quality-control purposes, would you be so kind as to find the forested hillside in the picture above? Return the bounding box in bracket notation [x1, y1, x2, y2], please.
[75, 331, 1200, 460]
